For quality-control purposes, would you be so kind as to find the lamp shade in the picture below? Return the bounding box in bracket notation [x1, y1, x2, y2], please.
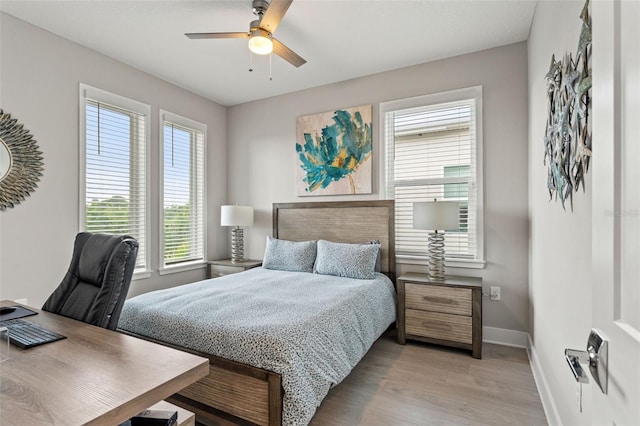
[221, 205, 254, 227]
[413, 201, 459, 231]
[248, 29, 273, 55]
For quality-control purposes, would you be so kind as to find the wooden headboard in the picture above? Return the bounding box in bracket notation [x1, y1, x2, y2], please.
[272, 200, 395, 280]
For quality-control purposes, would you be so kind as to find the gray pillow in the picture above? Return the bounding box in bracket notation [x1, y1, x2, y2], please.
[315, 240, 380, 279]
[262, 236, 317, 273]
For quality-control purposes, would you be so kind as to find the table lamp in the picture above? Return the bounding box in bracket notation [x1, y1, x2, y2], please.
[221, 205, 254, 263]
[413, 200, 459, 280]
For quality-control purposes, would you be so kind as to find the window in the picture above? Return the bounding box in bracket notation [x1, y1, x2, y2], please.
[444, 165, 469, 233]
[382, 86, 484, 265]
[80, 84, 150, 275]
[160, 111, 206, 270]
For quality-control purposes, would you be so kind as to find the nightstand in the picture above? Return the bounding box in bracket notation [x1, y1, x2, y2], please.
[397, 273, 482, 359]
[206, 259, 262, 279]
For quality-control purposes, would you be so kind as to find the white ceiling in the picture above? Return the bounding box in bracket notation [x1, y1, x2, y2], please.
[0, 0, 537, 106]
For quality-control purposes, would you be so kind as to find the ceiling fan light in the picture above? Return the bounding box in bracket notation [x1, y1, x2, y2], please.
[248, 29, 273, 55]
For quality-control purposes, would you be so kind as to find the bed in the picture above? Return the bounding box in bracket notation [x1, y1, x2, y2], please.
[118, 200, 396, 425]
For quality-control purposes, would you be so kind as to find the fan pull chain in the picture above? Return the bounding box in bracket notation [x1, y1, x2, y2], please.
[269, 52, 272, 81]
[248, 51, 253, 72]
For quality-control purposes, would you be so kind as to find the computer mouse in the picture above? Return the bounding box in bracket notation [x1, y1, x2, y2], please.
[0, 306, 16, 315]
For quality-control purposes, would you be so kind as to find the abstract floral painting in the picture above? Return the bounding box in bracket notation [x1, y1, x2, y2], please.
[296, 105, 372, 196]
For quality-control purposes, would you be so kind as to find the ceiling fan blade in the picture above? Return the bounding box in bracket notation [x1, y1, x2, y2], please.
[272, 38, 306, 67]
[185, 32, 249, 39]
[260, 0, 293, 34]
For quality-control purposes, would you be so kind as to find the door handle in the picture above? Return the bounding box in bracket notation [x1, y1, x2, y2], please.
[565, 348, 590, 383]
[565, 329, 608, 394]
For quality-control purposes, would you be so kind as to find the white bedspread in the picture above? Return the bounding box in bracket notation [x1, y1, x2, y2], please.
[118, 267, 396, 425]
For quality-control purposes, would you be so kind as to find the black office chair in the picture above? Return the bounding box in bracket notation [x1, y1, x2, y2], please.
[42, 232, 138, 330]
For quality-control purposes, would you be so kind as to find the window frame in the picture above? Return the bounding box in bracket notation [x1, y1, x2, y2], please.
[379, 86, 485, 268]
[79, 83, 151, 278]
[158, 110, 207, 274]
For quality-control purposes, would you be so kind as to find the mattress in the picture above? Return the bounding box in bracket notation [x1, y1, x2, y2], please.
[118, 267, 396, 425]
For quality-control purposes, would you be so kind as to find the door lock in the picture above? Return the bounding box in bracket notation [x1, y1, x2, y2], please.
[565, 329, 608, 394]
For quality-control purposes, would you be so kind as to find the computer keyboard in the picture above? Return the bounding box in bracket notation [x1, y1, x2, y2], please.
[0, 318, 67, 349]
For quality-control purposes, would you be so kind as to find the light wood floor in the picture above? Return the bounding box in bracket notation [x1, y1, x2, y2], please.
[198, 330, 547, 426]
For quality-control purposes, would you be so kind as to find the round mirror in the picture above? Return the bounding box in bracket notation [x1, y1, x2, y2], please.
[0, 137, 12, 182]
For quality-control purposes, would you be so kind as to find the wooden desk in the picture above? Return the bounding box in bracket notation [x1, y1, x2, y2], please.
[0, 301, 209, 425]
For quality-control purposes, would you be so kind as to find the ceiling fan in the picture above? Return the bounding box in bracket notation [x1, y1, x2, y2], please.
[185, 0, 306, 68]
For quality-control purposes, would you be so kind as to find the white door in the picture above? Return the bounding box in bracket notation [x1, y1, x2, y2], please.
[591, 0, 640, 424]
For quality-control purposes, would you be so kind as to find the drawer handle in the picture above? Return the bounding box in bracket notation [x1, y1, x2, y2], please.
[423, 296, 456, 305]
[422, 322, 452, 331]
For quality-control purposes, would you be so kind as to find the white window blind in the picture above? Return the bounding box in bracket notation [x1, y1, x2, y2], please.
[383, 88, 483, 262]
[161, 112, 206, 269]
[81, 87, 149, 274]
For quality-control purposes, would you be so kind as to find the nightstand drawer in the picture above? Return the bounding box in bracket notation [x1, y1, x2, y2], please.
[405, 283, 472, 316]
[209, 265, 245, 277]
[406, 309, 472, 344]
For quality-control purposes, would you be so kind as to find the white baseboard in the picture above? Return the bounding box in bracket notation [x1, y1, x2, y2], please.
[483, 326, 529, 347]
[527, 335, 562, 426]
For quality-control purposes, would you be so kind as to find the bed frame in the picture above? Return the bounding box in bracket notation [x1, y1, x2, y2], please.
[126, 200, 395, 426]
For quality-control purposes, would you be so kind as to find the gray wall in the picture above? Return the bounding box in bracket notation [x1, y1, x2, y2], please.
[227, 42, 530, 334]
[0, 13, 228, 306]
[528, 1, 593, 424]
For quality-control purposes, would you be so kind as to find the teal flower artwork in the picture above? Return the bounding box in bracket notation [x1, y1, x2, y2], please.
[296, 105, 372, 195]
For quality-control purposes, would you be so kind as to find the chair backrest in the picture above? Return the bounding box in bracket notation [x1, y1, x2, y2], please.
[42, 232, 138, 330]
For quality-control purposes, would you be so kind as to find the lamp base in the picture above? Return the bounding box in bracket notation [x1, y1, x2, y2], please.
[427, 230, 446, 281]
[230, 227, 245, 263]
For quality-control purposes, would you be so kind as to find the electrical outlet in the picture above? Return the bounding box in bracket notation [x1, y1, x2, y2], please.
[490, 286, 501, 301]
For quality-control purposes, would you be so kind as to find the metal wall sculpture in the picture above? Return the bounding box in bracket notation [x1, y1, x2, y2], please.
[544, 0, 592, 210]
[0, 109, 44, 211]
